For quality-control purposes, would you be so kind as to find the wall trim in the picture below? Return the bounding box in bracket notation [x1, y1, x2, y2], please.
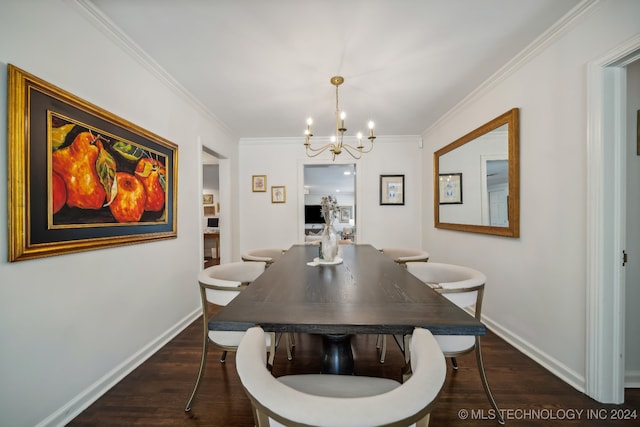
[68, 0, 235, 139]
[239, 135, 422, 146]
[482, 314, 585, 393]
[423, 0, 598, 137]
[625, 371, 640, 388]
[36, 308, 201, 427]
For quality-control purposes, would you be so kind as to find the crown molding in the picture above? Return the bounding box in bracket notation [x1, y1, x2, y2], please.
[239, 135, 421, 146]
[68, 0, 236, 139]
[423, 0, 599, 138]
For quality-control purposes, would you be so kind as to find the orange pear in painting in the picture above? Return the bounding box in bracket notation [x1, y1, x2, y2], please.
[109, 172, 147, 223]
[135, 158, 166, 212]
[51, 170, 67, 214]
[51, 131, 107, 210]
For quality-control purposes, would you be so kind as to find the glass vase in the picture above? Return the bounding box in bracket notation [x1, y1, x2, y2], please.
[321, 223, 339, 262]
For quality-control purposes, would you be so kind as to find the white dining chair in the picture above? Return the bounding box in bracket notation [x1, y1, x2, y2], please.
[240, 247, 296, 356]
[241, 248, 287, 266]
[236, 326, 446, 427]
[380, 247, 430, 267]
[185, 261, 276, 412]
[377, 247, 430, 363]
[405, 262, 504, 425]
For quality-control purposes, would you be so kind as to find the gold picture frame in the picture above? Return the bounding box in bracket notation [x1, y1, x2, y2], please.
[252, 175, 266, 192]
[203, 194, 214, 205]
[7, 64, 178, 262]
[271, 186, 286, 203]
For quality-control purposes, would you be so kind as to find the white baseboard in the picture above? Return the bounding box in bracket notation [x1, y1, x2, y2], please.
[481, 313, 586, 393]
[625, 371, 640, 388]
[36, 308, 201, 427]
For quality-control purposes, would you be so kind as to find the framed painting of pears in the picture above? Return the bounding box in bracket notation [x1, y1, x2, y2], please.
[7, 64, 178, 262]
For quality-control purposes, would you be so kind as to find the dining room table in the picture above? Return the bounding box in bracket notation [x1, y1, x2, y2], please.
[208, 243, 486, 374]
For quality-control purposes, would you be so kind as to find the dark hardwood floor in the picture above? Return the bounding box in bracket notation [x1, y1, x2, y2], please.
[204, 257, 220, 268]
[69, 307, 639, 426]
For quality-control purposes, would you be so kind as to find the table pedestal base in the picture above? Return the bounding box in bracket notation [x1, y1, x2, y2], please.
[321, 334, 354, 374]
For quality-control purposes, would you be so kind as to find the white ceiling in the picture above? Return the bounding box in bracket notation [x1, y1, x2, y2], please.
[88, 0, 582, 140]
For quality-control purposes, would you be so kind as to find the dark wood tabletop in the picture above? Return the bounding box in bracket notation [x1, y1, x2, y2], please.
[208, 244, 486, 337]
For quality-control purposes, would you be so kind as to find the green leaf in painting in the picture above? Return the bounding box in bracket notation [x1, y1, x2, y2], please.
[113, 141, 147, 161]
[95, 139, 118, 206]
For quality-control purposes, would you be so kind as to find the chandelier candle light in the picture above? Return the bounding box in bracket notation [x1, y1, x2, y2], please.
[304, 76, 375, 160]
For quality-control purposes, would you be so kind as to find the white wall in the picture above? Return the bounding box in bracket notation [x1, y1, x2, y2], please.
[0, 1, 237, 426]
[421, 0, 640, 393]
[625, 59, 640, 385]
[238, 136, 423, 253]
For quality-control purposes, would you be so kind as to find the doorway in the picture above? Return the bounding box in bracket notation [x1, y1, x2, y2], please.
[202, 147, 220, 267]
[624, 59, 640, 389]
[586, 38, 640, 403]
[303, 163, 356, 243]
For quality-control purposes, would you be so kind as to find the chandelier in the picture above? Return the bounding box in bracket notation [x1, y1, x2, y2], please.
[304, 76, 375, 160]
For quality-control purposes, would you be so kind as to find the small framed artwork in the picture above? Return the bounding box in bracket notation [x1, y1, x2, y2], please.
[439, 173, 463, 204]
[271, 186, 286, 203]
[7, 64, 177, 262]
[339, 206, 352, 222]
[203, 194, 214, 205]
[380, 175, 405, 205]
[204, 206, 216, 216]
[252, 175, 266, 192]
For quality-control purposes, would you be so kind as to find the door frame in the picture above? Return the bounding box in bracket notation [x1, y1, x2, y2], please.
[298, 160, 358, 244]
[586, 35, 640, 403]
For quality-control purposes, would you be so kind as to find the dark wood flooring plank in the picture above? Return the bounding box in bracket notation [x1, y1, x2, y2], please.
[69, 312, 640, 426]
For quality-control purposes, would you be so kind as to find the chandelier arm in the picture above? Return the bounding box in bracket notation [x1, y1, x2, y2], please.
[354, 139, 375, 154]
[340, 144, 364, 160]
[305, 142, 334, 153]
[305, 144, 334, 157]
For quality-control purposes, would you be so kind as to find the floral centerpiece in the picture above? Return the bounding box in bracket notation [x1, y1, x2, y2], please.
[320, 195, 339, 225]
[319, 195, 339, 261]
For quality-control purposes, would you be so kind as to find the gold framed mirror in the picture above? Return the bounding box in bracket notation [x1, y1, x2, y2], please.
[434, 108, 519, 237]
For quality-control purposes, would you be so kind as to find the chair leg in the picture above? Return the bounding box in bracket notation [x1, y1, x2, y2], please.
[475, 336, 504, 425]
[185, 337, 209, 412]
[286, 333, 294, 361]
[399, 334, 413, 382]
[289, 332, 296, 348]
[403, 335, 411, 364]
[451, 357, 458, 370]
[275, 332, 295, 361]
[376, 334, 387, 363]
[267, 332, 276, 368]
[380, 336, 386, 363]
[416, 412, 431, 427]
[220, 350, 228, 363]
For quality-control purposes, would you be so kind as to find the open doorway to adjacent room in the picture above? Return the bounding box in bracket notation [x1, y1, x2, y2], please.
[586, 39, 640, 403]
[202, 147, 220, 267]
[302, 163, 356, 244]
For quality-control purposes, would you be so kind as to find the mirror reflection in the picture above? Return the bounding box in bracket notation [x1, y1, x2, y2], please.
[434, 108, 519, 237]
